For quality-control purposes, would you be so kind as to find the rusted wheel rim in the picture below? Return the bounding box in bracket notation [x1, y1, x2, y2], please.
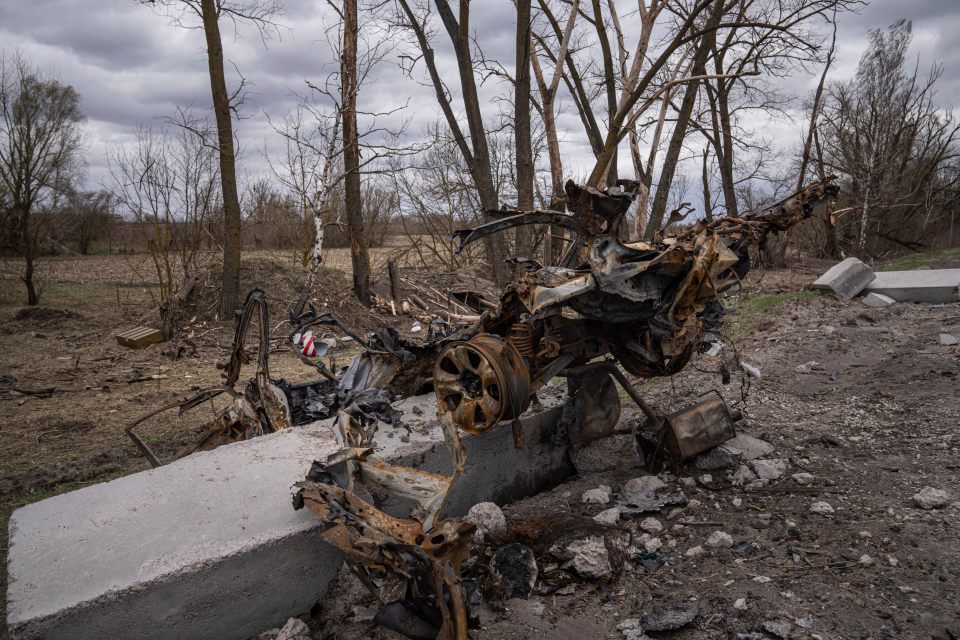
[434, 335, 530, 434]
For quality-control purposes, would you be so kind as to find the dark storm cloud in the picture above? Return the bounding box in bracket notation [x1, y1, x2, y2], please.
[1, 0, 958, 191]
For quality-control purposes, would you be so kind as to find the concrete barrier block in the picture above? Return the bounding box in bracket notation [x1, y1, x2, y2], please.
[862, 292, 896, 308]
[7, 392, 570, 640]
[865, 269, 960, 303]
[811, 257, 876, 299]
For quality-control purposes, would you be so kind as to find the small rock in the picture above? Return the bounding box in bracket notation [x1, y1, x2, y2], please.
[733, 598, 747, 611]
[913, 486, 951, 509]
[642, 602, 699, 631]
[732, 465, 757, 487]
[582, 485, 612, 504]
[566, 536, 612, 579]
[750, 458, 789, 480]
[410, 322, 423, 333]
[732, 497, 743, 508]
[740, 361, 762, 379]
[465, 502, 507, 541]
[276, 618, 311, 640]
[594, 507, 622, 526]
[640, 517, 663, 534]
[491, 543, 538, 597]
[792, 472, 814, 485]
[679, 477, 697, 488]
[340, 335, 354, 343]
[685, 545, 705, 557]
[858, 554, 874, 566]
[809, 501, 835, 515]
[938, 333, 958, 346]
[706, 531, 734, 548]
[762, 619, 794, 639]
[623, 476, 666, 495]
[863, 292, 895, 308]
[318, 337, 338, 351]
[752, 575, 771, 584]
[643, 537, 662, 553]
[526, 601, 546, 616]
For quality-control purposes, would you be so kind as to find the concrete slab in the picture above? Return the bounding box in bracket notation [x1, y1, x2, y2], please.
[811, 258, 876, 299]
[865, 269, 960, 304]
[7, 391, 571, 640]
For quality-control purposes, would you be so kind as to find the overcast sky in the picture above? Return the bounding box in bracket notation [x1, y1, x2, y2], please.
[2, 0, 959, 202]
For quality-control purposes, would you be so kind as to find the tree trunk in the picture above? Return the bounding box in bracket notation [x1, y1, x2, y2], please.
[200, 0, 242, 318]
[591, 0, 618, 186]
[645, 3, 723, 240]
[514, 0, 534, 259]
[342, 0, 371, 304]
[19, 204, 38, 305]
[715, 87, 738, 218]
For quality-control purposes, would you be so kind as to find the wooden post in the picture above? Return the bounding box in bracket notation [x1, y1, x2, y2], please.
[387, 258, 402, 303]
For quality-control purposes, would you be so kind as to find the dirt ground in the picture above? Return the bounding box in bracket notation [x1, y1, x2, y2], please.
[1, 247, 958, 639]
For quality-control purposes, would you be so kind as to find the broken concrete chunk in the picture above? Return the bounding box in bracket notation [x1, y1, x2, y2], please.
[792, 472, 815, 486]
[866, 268, 960, 303]
[912, 486, 952, 510]
[565, 536, 613, 579]
[724, 434, 775, 460]
[582, 485, 612, 504]
[594, 507, 622, 526]
[275, 618, 311, 640]
[740, 361, 762, 379]
[641, 602, 699, 631]
[750, 458, 789, 480]
[939, 333, 958, 346]
[491, 543, 538, 598]
[762, 619, 794, 639]
[811, 257, 876, 300]
[465, 501, 507, 541]
[685, 545, 705, 557]
[863, 292, 895, 308]
[623, 476, 666, 495]
[706, 531, 734, 549]
[810, 501, 835, 515]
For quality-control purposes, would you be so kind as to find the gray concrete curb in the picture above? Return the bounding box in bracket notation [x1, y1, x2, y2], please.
[7, 392, 571, 640]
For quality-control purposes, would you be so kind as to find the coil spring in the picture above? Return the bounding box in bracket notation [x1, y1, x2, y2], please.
[507, 323, 535, 358]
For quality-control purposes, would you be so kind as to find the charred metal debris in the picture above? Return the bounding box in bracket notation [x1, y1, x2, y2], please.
[127, 177, 838, 640]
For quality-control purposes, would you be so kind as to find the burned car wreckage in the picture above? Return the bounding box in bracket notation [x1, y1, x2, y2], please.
[127, 177, 838, 640]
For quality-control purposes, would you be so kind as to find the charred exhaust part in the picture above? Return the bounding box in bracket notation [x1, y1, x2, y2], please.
[660, 390, 742, 461]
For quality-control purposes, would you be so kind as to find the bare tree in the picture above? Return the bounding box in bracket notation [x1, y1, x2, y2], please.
[140, 0, 283, 317]
[109, 122, 220, 338]
[820, 20, 960, 256]
[514, 0, 535, 259]
[0, 53, 84, 305]
[69, 191, 115, 255]
[395, 0, 510, 284]
[530, 0, 578, 261]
